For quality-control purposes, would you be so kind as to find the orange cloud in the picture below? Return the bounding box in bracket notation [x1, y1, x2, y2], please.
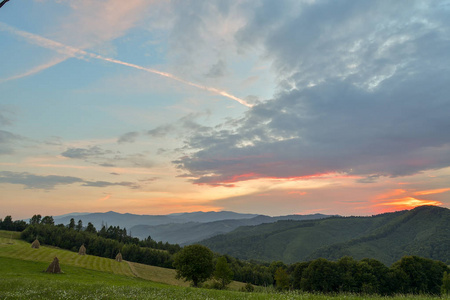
[414, 188, 450, 196]
[375, 197, 442, 212]
[98, 194, 112, 202]
[375, 189, 406, 200]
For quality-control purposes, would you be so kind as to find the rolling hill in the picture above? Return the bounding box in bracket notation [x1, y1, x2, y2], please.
[52, 211, 261, 232]
[129, 214, 331, 245]
[199, 205, 450, 265]
[51, 210, 331, 245]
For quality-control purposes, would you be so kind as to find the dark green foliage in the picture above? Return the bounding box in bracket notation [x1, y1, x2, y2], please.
[29, 214, 41, 225]
[214, 256, 233, 289]
[242, 282, 254, 292]
[0, 216, 27, 231]
[20, 222, 175, 268]
[68, 218, 75, 230]
[85, 222, 96, 234]
[301, 258, 340, 293]
[41, 216, 54, 226]
[173, 244, 214, 287]
[201, 206, 450, 265]
[390, 256, 449, 295]
[76, 219, 83, 231]
[274, 267, 289, 290]
[442, 271, 450, 295]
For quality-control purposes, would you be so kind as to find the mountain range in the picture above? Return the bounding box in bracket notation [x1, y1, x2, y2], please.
[199, 205, 450, 265]
[52, 210, 331, 245]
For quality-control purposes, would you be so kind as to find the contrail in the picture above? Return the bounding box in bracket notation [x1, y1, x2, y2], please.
[0, 22, 253, 107]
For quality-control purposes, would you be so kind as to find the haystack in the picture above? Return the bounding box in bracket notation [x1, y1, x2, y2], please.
[45, 257, 62, 273]
[115, 252, 123, 262]
[31, 239, 40, 249]
[78, 244, 86, 255]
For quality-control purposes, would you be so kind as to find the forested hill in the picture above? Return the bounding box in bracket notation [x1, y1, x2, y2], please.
[200, 205, 450, 265]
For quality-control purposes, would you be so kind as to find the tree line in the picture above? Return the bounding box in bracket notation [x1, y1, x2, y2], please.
[19, 215, 179, 268]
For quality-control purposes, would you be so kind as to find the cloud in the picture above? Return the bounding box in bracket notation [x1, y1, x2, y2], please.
[146, 111, 212, 139]
[0, 56, 68, 83]
[0, 0, 150, 81]
[117, 131, 140, 144]
[57, 0, 149, 50]
[204, 60, 227, 78]
[82, 180, 139, 189]
[61, 146, 110, 159]
[174, 1, 450, 186]
[0, 171, 83, 189]
[357, 175, 382, 184]
[0, 171, 140, 190]
[0, 130, 22, 155]
[61, 145, 154, 168]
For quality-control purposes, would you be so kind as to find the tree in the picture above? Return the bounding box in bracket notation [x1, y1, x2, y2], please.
[2, 215, 13, 230]
[68, 218, 75, 230]
[86, 222, 97, 234]
[442, 271, 450, 295]
[76, 219, 83, 231]
[41, 216, 54, 226]
[30, 214, 41, 225]
[173, 244, 214, 287]
[274, 267, 290, 291]
[214, 256, 233, 289]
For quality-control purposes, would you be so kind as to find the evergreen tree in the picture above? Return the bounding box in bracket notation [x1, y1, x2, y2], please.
[76, 219, 83, 231]
[68, 218, 75, 230]
[86, 222, 97, 234]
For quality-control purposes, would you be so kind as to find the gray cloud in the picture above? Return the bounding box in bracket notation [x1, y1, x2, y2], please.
[82, 180, 140, 189]
[204, 59, 226, 78]
[0, 171, 140, 190]
[147, 112, 212, 139]
[117, 131, 140, 144]
[0, 130, 22, 155]
[61, 145, 154, 169]
[0, 171, 83, 189]
[174, 1, 450, 186]
[357, 175, 382, 184]
[61, 146, 110, 159]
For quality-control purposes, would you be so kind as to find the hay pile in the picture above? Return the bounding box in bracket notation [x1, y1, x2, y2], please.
[78, 244, 86, 255]
[45, 257, 62, 273]
[115, 252, 123, 262]
[31, 239, 40, 249]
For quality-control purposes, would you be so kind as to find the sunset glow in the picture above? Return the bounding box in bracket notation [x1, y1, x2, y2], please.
[1, 1, 450, 219]
[375, 197, 443, 212]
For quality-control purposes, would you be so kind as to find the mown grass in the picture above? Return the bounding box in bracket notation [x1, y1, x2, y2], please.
[0, 232, 133, 277]
[0, 257, 447, 300]
[0, 230, 447, 299]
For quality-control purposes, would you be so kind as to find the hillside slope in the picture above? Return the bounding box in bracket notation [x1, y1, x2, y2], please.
[200, 206, 450, 265]
[53, 211, 261, 231]
[130, 213, 330, 245]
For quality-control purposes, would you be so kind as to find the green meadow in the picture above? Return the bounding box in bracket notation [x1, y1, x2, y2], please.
[0, 230, 447, 299]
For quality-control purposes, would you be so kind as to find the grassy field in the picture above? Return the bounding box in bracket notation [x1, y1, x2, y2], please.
[0, 230, 447, 299]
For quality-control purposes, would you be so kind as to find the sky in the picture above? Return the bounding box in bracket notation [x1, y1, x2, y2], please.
[1, 0, 450, 220]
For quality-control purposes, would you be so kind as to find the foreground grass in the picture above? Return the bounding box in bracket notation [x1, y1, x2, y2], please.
[0, 230, 245, 290]
[0, 230, 447, 299]
[0, 257, 446, 300]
